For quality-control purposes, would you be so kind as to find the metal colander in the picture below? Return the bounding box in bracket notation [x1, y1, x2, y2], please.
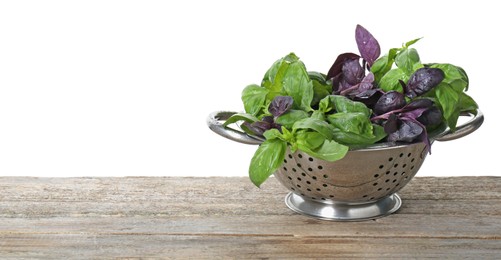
[274, 143, 426, 220]
[207, 110, 484, 221]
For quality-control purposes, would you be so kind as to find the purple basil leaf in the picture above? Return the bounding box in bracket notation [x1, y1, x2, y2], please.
[353, 89, 383, 107]
[268, 96, 293, 117]
[339, 84, 358, 96]
[262, 116, 282, 132]
[331, 74, 342, 94]
[374, 91, 406, 115]
[342, 59, 365, 85]
[340, 73, 375, 98]
[405, 68, 445, 98]
[387, 119, 423, 142]
[245, 115, 283, 137]
[243, 121, 266, 136]
[401, 107, 429, 120]
[326, 52, 360, 80]
[417, 130, 431, 154]
[409, 119, 432, 154]
[398, 79, 406, 89]
[404, 98, 434, 110]
[272, 123, 282, 131]
[241, 121, 254, 134]
[383, 114, 399, 134]
[418, 106, 443, 126]
[248, 121, 272, 136]
[262, 116, 274, 124]
[358, 72, 375, 92]
[355, 24, 381, 66]
[335, 77, 353, 95]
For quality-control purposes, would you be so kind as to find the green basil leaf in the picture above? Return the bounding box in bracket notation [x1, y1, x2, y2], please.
[412, 62, 424, 71]
[309, 71, 332, 107]
[457, 66, 470, 91]
[263, 126, 294, 143]
[430, 63, 469, 93]
[263, 128, 283, 140]
[249, 139, 287, 187]
[371, 54, 389, 82]
[446, 92, 479, 131]
[395, 48, 421, 74]
[261, 60, 280, 90]
[310, 110, 326, 121]
[318, 95, 334, 114]
[261, 53, 313, 112]
[326, 111, 386, 145]
[262, 55, 297, 93]
[404, 37, 422, 48]
[372, 124, 388, 142]
[457, 92, 478, 113]
[435, 82, 459, 129]
[371, 47, 400, 84]
[379, 68, 408, 92]
[275, 109, 309, 128]
[426, 63, 474, 131]
[295, 131, 325, 150]
[261, 55, 294, 102]
[445, 109, 460, 133]
[292, 117, 335, 140]
[241, 84, 269, 115]
[330, 95, 371, 116]
[298, 139, 349, 162]
[263, 127, 294, 143]
[308, 71, 327, 82]
[331, 124, 386, 145]
[282, 59, 314, 112]
[281, 127, 295, 142]
[222, 113, 259, 127]
[327, 112, 374, 136]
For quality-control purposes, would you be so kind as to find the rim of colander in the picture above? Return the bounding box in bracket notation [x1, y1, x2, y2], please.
[345, 124, 447, 151]
[240, 121, 447, 152]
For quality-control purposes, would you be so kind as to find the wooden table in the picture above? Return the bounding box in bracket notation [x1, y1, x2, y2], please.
[0, 177, 500, 258]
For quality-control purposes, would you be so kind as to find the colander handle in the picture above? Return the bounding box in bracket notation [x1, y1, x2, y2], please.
[434, 110, 484, 142]
[207, 111, 263, 145]
[208, 110, 484, 144]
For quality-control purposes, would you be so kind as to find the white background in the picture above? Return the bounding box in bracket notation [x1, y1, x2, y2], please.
[0, 1, 496, 177]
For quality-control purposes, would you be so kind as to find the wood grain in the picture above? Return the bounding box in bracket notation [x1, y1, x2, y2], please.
[0, 177, 500, 258]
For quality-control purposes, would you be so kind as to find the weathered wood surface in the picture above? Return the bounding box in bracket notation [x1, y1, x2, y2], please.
[0, 176, 500, 258]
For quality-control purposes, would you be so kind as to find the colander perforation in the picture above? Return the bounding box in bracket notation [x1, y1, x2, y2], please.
[275, 142, 427, 203]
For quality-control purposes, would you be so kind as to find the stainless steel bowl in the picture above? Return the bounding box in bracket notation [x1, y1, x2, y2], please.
[207, 110, 484, 221]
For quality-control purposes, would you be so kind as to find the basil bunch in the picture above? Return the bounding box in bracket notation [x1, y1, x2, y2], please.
[225, 25, 478, 187]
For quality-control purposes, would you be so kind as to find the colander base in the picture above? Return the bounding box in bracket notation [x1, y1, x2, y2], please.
[284, 192, 402, 221]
